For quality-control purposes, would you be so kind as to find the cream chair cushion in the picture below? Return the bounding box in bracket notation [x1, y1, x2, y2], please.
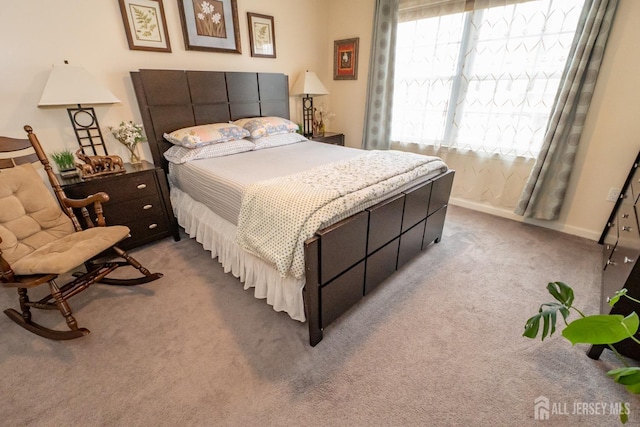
[0, 163, 130, 275]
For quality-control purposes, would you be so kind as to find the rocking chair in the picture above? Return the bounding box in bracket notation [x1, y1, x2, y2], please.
[0, 125, 162, 340]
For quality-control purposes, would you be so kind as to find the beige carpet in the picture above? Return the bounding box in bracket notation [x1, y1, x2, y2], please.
[1, 205, 637, 426]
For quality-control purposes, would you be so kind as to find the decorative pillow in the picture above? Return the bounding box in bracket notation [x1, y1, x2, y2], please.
[163, 140, 255, 164]
[233, 116, 299, 139]
[252, 133, 308, 150]
[164, 123, 250, 148]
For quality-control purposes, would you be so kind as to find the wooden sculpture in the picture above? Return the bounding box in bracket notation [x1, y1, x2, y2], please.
[75, 149, 125, 179]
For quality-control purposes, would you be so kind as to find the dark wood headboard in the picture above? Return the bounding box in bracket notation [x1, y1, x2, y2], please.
[130, 69, 290, 172]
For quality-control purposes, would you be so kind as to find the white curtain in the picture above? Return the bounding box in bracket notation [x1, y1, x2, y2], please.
[391, 0, 586, 210]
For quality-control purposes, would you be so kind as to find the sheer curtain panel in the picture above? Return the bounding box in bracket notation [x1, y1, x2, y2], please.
[391, 0, 587, 210]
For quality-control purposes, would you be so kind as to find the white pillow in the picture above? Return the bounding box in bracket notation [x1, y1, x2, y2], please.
[163, 140, 255, 164]
[252, 133, 308, 150]
[233, 116, 299, 139]
[164, 123, 250, 148]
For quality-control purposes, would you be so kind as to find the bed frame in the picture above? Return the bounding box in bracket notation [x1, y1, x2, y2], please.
[130, 69, 454, 346]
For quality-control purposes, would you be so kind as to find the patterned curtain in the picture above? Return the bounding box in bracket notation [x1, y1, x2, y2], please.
[515, 0, 619, 220]
[362, 0, 399, 150]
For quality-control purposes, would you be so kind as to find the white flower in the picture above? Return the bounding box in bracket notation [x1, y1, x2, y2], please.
[201, 2, 214, 15]
[212, 12, 221, 24]
[109, 121, 146, 152]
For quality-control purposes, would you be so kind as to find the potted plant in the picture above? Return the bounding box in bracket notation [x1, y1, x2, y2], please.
[524, 282, 640, 424]
[50, 149, 78, 177]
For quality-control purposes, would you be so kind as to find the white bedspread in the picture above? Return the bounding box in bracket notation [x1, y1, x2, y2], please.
[236, 150, 448, 279]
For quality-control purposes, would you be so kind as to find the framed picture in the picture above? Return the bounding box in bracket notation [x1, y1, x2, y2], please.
[247, 12, 276, 58]
[118, 0, 171, 52]
[334, 38, 359, 80]
[178, 0, 241, 53]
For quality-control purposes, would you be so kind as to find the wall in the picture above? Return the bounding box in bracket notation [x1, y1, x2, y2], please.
[0, 0, 328, 163]
[324, 0, 375, 148]
[326, 0, 640, 241]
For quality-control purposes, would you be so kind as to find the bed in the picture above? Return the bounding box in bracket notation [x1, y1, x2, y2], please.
[130, 69, 455, 346]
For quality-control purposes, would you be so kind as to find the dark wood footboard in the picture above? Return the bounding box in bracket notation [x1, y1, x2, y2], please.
[303, 169, 454, 346]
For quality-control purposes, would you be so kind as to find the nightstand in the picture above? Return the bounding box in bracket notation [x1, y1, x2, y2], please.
[59, 161, 180, 250]
[309, 132, 345, 146]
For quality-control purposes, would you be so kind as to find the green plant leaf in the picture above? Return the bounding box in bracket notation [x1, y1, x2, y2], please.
[609, 288, 629, 307]
[546, 281, 574, 306]
[608, 367, 640, 394]
[523, 302, 569, 340]
[562, 313, 639, 345]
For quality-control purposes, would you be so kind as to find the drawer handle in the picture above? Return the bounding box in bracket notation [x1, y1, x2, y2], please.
[607, 259, 616, 266]
[625, 257, 635, 264]
[622, 213, 630, 218]
[143, 204, 153, 210]
[623, 226, 633, 232]
[148, 223, 158, 229]
[137, 183, 147, 190]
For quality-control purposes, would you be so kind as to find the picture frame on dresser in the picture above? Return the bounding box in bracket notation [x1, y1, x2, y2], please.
[178, 0, 241, 53]
[118, 0, 171, 52]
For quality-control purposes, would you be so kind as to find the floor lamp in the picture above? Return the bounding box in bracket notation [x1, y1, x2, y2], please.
[291, 71, 329, 138]
[38, 61, 121, 156]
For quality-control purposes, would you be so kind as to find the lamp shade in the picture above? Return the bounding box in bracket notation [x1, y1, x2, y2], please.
[38, 64, 121, 106]
[291, 71, 329, 96]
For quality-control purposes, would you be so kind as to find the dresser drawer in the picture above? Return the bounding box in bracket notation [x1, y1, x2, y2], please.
[602, 245, 637, 313]
[616, 205, 640, 252]
[103, 171, 158, 202]
[120, 215, 170, 250]
[103, 194, 164, 225]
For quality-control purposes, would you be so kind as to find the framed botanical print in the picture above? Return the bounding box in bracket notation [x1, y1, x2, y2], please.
[247, 12, 276, 58]
[334, 38, 359, 80]
[118, 0, 171, 52]
[178, 0, 241, 53]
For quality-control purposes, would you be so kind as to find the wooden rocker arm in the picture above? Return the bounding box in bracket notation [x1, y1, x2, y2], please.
[62, 192, 110, 209]
[62, 192, 110, 228]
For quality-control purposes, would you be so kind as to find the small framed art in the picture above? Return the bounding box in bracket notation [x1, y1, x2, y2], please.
[178, 0, 241, 53]
[247, 12, 276, 58]
[118, 0, 171, 52]
[334, 38, 359, 80]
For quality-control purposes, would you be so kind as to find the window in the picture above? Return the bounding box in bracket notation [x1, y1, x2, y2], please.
[392, 0, 585, 157]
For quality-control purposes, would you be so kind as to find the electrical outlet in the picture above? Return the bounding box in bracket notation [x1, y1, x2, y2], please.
[607, 187, 621, 202]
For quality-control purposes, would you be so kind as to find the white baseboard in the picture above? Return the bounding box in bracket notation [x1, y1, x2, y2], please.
[449, 197, 601, 242]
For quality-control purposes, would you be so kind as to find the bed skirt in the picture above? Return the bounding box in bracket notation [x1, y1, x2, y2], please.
[170, 187, 306, 321]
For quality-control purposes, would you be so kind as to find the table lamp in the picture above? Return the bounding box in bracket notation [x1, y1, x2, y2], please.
[291, 70, 329, 137]
[38, 61, 121, 156]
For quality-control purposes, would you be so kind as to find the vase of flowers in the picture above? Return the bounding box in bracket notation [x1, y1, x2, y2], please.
[109, 121, 146, 164]
[313, 106, 335, 137]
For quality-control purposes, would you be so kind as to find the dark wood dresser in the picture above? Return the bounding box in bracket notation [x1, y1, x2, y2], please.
[589, 151, 640, 360]
[309, 132, 345, 146]
[60, 161, 180, 250]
